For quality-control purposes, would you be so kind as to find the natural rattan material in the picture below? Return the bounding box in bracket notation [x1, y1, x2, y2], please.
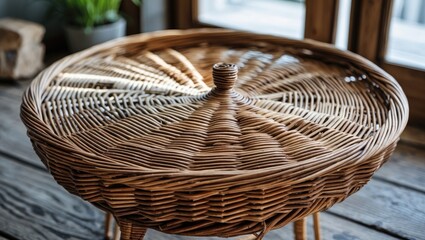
[21, 29, 408, 239]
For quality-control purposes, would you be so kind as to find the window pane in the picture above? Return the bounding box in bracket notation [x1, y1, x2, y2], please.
[386, 0, 425, 70]
[198, 0, 305, 39]
[335, 0, 352, 49]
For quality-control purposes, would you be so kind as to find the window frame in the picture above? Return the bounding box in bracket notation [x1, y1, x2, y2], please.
[169, 0, 424, 125]
[348, 0, 425, 125]
[169, 0, 339, 44]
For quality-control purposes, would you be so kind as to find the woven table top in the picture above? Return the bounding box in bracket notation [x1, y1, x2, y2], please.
[21, 29, 408, 237]
[22, 29, 407, 175]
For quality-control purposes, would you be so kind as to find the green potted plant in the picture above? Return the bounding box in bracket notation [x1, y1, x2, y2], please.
[48, 0, 140, 52]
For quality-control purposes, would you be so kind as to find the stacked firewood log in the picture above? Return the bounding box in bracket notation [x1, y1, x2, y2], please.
[0, 18, 45, 79]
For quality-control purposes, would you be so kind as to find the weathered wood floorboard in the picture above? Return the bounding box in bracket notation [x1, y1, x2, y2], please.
[0, 154, 104, 240]
[0, 94, 42, 169]
[375, 143, 425, 193]
[329, 179, 425, 240]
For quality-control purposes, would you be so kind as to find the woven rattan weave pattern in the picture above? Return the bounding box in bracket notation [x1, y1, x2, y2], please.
[21, 29, 408, 239]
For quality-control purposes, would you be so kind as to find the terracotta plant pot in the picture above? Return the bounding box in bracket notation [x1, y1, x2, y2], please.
[65, 18, 126, 52]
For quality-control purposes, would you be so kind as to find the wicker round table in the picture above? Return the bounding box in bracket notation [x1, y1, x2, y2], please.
[21, 29, 408, 240]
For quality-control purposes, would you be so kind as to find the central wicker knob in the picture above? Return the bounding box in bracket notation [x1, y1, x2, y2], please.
[212, 63, 238, 90]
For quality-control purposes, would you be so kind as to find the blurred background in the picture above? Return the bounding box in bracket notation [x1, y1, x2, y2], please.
[0, 0, 424, 124]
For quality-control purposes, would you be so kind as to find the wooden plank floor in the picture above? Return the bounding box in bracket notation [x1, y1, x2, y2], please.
[0, 77, 424, 240]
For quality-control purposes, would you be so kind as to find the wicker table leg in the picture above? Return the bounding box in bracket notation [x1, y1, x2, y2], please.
[313, 212, 321, 240]
[294, 218, 307, 240]
[293, 213, 321, 240]
[113, 223, 121, 240]
[104, 212, 113, 240]
[119, 220, 147, 240]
